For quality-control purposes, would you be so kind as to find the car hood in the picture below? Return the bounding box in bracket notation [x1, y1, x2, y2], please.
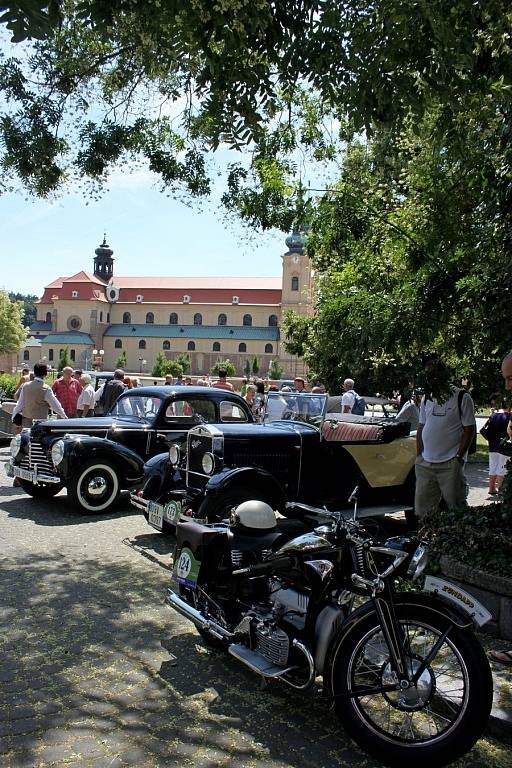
[30, 416, 151, 440]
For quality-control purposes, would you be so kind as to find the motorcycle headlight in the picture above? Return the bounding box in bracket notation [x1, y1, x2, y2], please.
[51, 440, 65, 467]
[10, 434, 22, 458]
[202, 452, 215, 475]
[169, 444, 180, 466]
[407, 543, 429, 581]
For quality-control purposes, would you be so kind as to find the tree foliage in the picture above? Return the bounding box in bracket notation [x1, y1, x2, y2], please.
[268, 359, 284, 380]
[283, 106, 512, 401]
[1, 1, 511, 207]
[210, 358, 236, 377]
[0, 291, 27, 354]
[7, 292, 37, 325]
[114, 349, 127, 370]
[57, 346, 69, 371]
[152, 352, 182, 378]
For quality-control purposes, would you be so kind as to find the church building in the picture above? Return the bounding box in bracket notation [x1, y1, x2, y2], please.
[22, 232, 313, 377]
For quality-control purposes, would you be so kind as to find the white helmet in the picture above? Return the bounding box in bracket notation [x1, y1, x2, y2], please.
[231, 500, 276, 530]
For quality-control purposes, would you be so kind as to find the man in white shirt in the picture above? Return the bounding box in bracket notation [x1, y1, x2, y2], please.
[77, 373, 96, 417]
[415, 357, 476, 520]
[341, 378, 356, 413]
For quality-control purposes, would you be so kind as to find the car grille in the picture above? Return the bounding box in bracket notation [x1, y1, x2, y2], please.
[20, 441, 54, 475]
[230, 451, 291, 485]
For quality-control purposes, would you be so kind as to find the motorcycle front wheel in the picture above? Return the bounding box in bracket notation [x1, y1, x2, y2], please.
[328, 604, 492, 768]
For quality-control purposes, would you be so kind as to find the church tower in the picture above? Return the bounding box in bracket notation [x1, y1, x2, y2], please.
[93, 236, 114, 281]
[280, 227, 313, 377]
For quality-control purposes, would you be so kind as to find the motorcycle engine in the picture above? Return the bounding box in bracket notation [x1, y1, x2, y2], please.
[251, 579, 309, 667]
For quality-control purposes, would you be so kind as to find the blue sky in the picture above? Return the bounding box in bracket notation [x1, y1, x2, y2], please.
[1, 166, 287, 296]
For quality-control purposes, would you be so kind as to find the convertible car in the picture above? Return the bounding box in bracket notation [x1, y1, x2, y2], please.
[133, 392, 417, 531]
[6, 386, 253, 514]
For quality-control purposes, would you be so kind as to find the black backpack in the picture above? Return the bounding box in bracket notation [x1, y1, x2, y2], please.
[349, 390, 366, 416]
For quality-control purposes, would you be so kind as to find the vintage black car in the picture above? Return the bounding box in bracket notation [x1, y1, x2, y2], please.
[6, 386, 253, 514]
[136, 392, 417, 531]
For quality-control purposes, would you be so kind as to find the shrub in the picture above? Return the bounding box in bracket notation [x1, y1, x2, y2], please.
[422, 470, 512, 578]
[0, 373, 18, 399]
[210, 359, 236, 377]
[115, 350, 127, 369]
[152, 352, 183, 378]
[268, 359, 284, 380]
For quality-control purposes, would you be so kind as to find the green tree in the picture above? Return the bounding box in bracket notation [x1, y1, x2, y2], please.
[174, 353, 191, 374]
[0, 291, 26, 354]
[7, 292, 38, 326]
[268, 359, 284, 380]
[152, 352, 183, 378]
[58, 347, 70, 371]
[210, 359, 236, 378]
[251, 357, 259, 376]
[115, 349, 127, 369]
[243, 359, 251, 378]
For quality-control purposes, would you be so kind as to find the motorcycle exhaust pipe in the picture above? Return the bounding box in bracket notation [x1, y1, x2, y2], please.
[166, 589, 234, 641]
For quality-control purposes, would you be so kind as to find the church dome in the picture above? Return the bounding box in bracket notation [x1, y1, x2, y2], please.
[285, 228, 307, 254]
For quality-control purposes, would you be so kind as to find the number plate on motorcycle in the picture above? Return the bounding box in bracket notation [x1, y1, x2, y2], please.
[147, 500, 164, 530]
[424, 576, 492, 627]
[164, 499, 182, 525]
[174, 547, 200, 587]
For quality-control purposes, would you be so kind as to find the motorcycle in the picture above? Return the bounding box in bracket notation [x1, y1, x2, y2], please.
[166, 490, 493, 767]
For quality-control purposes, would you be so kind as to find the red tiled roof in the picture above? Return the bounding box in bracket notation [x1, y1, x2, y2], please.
[113, 276, 281, 289]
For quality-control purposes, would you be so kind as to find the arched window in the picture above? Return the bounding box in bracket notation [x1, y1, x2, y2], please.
[212, 342, 221, 352]
[45, 311, 52, 323]
[23, 350, 29, 361]
[70, 349, 76, 362]
[138, 339, 146, 349]
[265, 344, 273, 354]
[163, 340, 170, 350]
[169, 313, 178, 324]
[218, 313, 227, 326]
[115, 339, 122, 349]
[193, 313, 202, 325]
[238, 343, 247, 353]
[291, 276, 299, 291]
[268, 314, 278, 327]
[123, 312, 131, 324]
[187, 341, 195, 351]
[48, 349, 54, 361]
[146, 312, 154, 324]
[243, 314, 252, 326]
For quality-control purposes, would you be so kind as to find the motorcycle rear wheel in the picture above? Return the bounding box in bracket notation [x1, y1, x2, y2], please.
[329, 604, 492, 768]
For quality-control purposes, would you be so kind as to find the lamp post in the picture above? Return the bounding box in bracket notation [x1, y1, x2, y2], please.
[93, 348, 105, 371]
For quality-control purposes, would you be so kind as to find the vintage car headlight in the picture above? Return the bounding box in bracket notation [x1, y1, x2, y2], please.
[201, 452, 215, 475]
[10, 434, 22, 458]
[51, 440, 65, 467]
[407, 543, 429, 581]
[169, 444, 180, 466]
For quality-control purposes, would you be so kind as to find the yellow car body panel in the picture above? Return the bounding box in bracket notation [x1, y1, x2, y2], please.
[344, 436, 416, 488]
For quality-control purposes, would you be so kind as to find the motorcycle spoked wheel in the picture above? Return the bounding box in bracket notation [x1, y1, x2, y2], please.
[328, 604, 492, 768]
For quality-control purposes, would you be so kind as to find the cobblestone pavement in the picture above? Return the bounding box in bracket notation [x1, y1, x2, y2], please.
[0, 445, 510, 768]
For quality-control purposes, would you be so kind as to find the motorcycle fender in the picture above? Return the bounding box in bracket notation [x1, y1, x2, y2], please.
[60, 436, 144, 483]
[423, 575, 492, 627]
[205, 467, 286, 505]
[314, 604, 346, 676]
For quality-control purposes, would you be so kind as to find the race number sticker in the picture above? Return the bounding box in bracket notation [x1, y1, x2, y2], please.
[165, 500, 182, 524]
[174, 547, 200, 587]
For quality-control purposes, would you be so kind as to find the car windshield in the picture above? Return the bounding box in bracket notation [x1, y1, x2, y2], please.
[110, 394, 162, 420]
[264, 392, 327, 428]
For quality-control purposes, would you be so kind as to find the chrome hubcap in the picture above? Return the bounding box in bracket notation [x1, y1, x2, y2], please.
[382, 659, 433, 710]
[87, 476, 108, 497]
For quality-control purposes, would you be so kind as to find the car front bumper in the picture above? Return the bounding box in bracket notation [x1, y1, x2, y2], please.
[6, 461, 61, 485]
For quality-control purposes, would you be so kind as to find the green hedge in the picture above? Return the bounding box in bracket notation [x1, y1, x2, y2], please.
[0, 373, 19, 399]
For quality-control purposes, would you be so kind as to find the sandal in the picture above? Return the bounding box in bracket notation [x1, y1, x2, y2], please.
[489, 649, 512, 664]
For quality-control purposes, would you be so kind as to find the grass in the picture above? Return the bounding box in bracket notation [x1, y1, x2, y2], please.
[468, 432, 489, 464]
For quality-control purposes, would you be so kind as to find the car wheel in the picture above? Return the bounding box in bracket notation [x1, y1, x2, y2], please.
[19, 479, 63, 498]
[68, 460, 121, 514]
[196, 485, 275, 523]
